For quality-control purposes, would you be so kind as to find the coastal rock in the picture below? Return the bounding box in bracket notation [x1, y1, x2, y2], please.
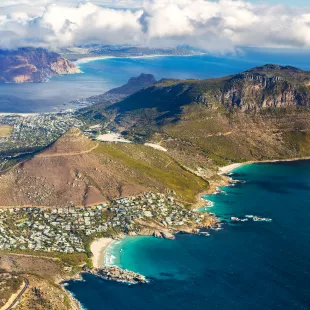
[90, 267, 147, 284]
[161, 231, 175, 240]
[153, 230, 175, 240]
[153, 230, 163, 238]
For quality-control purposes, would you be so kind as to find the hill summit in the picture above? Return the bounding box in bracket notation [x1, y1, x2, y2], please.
[0, 129, 208, 207]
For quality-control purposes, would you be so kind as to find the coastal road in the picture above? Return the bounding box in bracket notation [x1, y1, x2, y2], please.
[4, 276, 29, 310]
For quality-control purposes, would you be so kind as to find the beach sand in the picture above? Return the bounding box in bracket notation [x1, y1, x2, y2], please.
[91, 238, 114, 269]
[219, 163, 244, 175]
[74, 53, 205, 66]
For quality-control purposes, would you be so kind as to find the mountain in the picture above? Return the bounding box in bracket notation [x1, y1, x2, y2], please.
[0, 47, 81, 83]
[108, 64, 310, 114]
[0, 129, 207, 207]
[106, 73, 157, 96]
[77, 73, 157, 121]
[77, 64, 310, 175]
[63, 45, 202, 61]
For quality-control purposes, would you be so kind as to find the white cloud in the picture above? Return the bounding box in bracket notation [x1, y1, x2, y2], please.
[0, 0, 310, 52]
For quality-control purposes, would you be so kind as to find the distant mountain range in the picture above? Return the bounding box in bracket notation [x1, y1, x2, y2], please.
[0, 47, 81, 83]
[62, 45, 203, 61]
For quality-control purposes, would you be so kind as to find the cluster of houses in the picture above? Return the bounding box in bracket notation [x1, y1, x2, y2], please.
[0, 193, 208, 254]
[0, 113, 83, 153]
[109, 193, 206, 229]
[0, 204, 107, 253]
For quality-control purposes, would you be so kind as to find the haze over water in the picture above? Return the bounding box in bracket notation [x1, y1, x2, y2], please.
[1, 48, 310, 113]
[66, 160, 310, 310]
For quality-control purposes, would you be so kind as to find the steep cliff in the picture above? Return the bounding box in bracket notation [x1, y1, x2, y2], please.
[0, 47, 81, 83]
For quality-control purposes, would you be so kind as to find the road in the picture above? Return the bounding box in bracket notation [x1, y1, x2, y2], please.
[36, 143, 99, 158]
[4, 276, 29, 310]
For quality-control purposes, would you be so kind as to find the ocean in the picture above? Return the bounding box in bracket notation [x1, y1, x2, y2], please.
[65, 160, 310, 310]
[1, 48, 310, 113]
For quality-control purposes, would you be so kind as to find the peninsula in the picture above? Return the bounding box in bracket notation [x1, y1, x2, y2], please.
[0, 48, 81, 83]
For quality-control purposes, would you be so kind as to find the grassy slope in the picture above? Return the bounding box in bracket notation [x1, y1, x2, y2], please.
[0, 125, 13, 138]
[94, 143, 209, 203]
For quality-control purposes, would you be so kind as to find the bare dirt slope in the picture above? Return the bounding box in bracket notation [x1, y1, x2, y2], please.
[0, 129, 208, 207]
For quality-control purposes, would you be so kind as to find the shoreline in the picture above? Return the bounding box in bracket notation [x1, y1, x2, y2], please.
[90, 238, 114, 269]
[219, 156, 310, 175]
[72, 157, 310, 282]
[74, 53, 205, 66]
[200, 156, 310, 205]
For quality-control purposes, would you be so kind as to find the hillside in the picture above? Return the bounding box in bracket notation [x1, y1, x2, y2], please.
[77, 64, 310, 173]
[0, 129, 208, 207]
[0, 48, 81, 83]
[76, 73, 157, 122]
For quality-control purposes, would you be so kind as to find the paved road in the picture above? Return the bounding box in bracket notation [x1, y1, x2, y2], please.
[5, 276, 29, 310]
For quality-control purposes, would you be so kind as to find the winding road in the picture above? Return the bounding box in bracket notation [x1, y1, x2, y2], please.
[4, 276, 29, 310]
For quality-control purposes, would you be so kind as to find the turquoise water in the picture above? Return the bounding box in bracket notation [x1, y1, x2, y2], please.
[1, 48, 310, 112]
[66, 160, 310, 310]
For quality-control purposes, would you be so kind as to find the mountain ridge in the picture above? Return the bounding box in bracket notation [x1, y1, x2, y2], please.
[77, 64, 310, 172]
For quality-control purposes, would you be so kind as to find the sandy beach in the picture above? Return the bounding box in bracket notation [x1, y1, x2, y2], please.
[219, 163, 244, 175]
[74, 56, 115, 65]
[90, 238, 114, 269]
[74, 53, 205, 66]
[219, 157, 310, 176]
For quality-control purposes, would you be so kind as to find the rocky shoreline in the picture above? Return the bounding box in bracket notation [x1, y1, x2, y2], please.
[87, 266, 147, 284]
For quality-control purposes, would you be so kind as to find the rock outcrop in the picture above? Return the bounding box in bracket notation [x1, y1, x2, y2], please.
[153, 230, 175, 240]
[90, 267, 147, 284]
[0, 47, 81, 83]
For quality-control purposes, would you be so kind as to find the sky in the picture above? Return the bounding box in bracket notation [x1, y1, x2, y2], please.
[0, 0, 310, 53]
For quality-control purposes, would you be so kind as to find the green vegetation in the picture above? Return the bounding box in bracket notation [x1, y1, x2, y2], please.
[95, 143, 209, 203]
[283, 131, 310, 156]
[0, 249, 88, 268]
[0, 274, 23, 308]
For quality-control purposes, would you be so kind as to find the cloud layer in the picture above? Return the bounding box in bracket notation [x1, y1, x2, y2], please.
[0, 0, 309, 52]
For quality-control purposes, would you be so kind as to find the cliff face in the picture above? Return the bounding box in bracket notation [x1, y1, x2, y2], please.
[100, 65, 310, 121]
[0, 47, 81, 83]
[219, 69, 310, 111]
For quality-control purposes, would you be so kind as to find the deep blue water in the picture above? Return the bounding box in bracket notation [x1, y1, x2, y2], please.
[65, 160, 310, 310]
[1, 48, 310, 112]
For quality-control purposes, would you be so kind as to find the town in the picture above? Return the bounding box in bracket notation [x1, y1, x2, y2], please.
[0, 113, 83, 154]
[0, 113, 84, 171]
[0, 193, 217, 254]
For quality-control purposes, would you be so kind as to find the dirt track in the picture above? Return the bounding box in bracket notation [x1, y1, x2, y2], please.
[36, 143, 99, 158]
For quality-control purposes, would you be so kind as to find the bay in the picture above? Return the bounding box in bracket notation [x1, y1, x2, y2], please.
[66, 160, 310, 310]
